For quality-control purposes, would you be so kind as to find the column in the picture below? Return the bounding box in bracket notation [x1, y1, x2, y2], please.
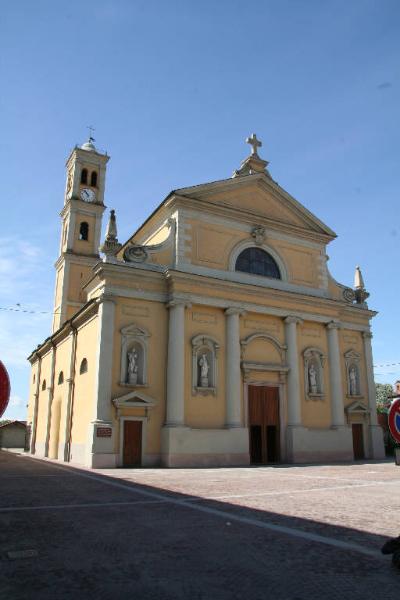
[166, 301, 187, 426]
[284, 316, 303, 426]
[363, 331, 378, 426]
[93, 295, 116, 423]
[326, 321, 345, 427]
[225, 308, 245, 427]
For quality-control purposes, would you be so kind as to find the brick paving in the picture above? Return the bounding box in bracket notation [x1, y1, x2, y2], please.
[0, 451, 399, 599]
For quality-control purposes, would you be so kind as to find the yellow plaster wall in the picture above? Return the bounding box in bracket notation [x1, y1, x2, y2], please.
[298, 322, 331, 428]
[34, 350, 53, 445]
[73, 214, 97, 255]
[67, 264, 92, 303]
[111, 298, 168, 456]
[339, 329, 367, 408]
[48, 336, 73, 457]
[70, 317, 99, 444]
[185, 305, 226, 428]
[187, 217, 322, 288]
[143, 224, 170, 245]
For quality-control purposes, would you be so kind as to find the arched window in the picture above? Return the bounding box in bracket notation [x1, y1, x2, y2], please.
[90, 171, 98, 187]
[79, 222, 89, 241]
[81, 168, 88, 184]
[235, 248, 280, 279]
[80, 358, 88, 374]
[58, 371, 64, 385]
[41, 379, 46, 391]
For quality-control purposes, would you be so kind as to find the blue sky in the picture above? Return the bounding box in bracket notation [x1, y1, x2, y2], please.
[1, 0, 399, 419]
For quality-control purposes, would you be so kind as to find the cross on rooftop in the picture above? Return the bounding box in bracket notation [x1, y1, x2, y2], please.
[246, 133, 262, 156]
[87, 125, 96, 142]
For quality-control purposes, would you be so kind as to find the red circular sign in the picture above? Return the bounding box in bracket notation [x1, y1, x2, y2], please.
[0, 361, 11, 418]
[388, 398, 400, 444]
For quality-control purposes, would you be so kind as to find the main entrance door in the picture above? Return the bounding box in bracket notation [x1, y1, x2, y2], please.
[123, 420, 142, 467]
[352, 423, 365, 460]
[248, 386, 280, 464]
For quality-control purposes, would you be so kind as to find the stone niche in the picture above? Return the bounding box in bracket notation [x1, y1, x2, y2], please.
[191, 335, 219, 395]
[120, 324, 150, 387]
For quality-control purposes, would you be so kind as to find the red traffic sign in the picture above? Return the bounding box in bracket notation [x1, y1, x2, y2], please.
[388, 398, 400, 444]
[0, 361, 11, 418]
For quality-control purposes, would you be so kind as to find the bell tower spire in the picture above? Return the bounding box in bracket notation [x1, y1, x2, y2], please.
[53, 136, 110, 331]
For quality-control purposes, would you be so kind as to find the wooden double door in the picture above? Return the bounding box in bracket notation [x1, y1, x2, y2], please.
[248, 386, 280, 464]
[123, 420, 142, 467]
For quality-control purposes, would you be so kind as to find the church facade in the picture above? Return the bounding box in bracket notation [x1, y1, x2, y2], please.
[26, 135, 385, 468]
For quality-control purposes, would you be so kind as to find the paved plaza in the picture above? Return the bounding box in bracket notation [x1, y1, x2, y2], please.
[0, 450, 399, 599]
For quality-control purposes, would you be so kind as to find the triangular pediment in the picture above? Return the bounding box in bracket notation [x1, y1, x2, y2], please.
[120, 324, 149, 338]
[345, 400, 369, 414]
[176, 174, 336, 240]
[112, 390, 157, 409]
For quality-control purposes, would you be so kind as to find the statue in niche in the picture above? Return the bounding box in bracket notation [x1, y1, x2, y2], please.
[199, 353, 209, 388]
[308, 363, 318, 394]
[349, 367, 358, 395]
[127, 349, 139, 384]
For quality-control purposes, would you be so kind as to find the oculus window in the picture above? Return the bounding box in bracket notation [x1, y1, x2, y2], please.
[235, 248, 280, 279]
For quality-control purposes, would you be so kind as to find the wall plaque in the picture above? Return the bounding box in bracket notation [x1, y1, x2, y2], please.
[96, 427, 112, 438]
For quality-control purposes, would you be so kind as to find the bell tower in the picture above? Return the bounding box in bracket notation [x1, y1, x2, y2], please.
[53, 136, 109, 332]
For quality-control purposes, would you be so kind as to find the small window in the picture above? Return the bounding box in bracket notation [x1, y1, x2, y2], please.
[90, 171, 97, 187]
[41, 379, 46, 391]
[80, 358, 88, 374]
[58, 371, 64, 385]
[81, 168, 88, 184]
[235, 248, 281, 279]
[79, 222, 89, 241]
[33, 374, 36, 384]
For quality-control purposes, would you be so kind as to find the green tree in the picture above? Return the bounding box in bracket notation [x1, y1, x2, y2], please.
[375, 383, 393, 413]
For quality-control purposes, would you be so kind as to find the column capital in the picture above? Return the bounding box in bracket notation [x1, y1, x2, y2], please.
[167, 299, 192, 309]
[96, 293, 115, 305]
[326, 321, 341, 330]
[284, 315, 303, 325]
[225, 307, 246, 316]
[362, 331, 373, 339]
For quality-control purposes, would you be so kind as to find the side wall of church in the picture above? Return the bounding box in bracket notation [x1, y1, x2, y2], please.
[69, 316, 99, 464]
[33, 348, 53, 457]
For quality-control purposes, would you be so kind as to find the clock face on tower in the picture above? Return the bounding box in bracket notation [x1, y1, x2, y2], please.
[80, 188, 96, 202]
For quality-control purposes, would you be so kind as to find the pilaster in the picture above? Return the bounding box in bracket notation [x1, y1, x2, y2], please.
[86, 294, 117, 468]
[363, 331, 385, 458]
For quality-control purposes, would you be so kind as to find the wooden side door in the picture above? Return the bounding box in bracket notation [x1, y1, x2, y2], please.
[352, 423, 364, 460]
[249, 386, 280, 464]
[123, 420, 142, 467]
